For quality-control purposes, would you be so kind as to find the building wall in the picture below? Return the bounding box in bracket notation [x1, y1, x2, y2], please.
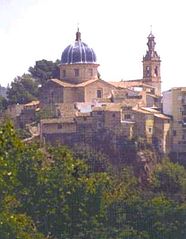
[172, 88, 186, 153]
[104, 111, 121, 134]
[39, 81, 64, 106]
[162, 87, 186, 154]
[162, 90, 173, 116]
[59, 63, 99, 84]
[63, 87, 85, 103]
[133, 111, 154, 144]
[84, 80, 115, 102]
[41, 121, 76, 134]
[145, 114, 154, 144]
[133, 112, 146, 139]
[154, 116, 171, 154]
[40, 108, 134, 147]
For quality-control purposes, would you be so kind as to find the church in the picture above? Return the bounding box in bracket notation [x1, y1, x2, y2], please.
[38, 29, 172, 154]
[39, 28, 161, 106]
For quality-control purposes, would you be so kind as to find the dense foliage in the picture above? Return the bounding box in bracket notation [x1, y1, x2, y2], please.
[6, 59, 60, 105]
[6, 74, 39, 105]
[0, 121, 186, 238]
[28, 59, 60, 86]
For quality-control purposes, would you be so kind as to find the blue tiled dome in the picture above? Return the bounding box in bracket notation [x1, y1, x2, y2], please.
[61, 29, 97, 65]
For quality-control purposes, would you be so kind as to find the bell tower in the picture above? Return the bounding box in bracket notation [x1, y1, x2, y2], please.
[142, 32, 161, 96]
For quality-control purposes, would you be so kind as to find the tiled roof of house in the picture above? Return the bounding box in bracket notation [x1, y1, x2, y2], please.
[141, 107, 160, 113]
[133, 108, 152, 114]
[50, 78, 117, 89]
[109, 80, 155, 89]
[112, 88, 140, 98]
[133, 106, 171, 120]
[154, 113, 171, 120]
[50, 78, 101, 88]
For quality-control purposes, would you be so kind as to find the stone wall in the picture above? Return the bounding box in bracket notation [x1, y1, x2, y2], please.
[39, 81, 63, 106]
[59, 63, 99, 84]
[84, 80, 115, 102]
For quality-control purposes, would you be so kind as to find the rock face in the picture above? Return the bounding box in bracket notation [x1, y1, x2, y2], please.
[136, 149, 159, 184]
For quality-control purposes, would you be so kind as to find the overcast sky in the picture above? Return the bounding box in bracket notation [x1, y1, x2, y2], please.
[0, 0, 186, 91]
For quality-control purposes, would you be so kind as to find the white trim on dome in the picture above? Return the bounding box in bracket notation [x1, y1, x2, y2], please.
[67, 45, 72, 64]
[82, 42, 86, 62]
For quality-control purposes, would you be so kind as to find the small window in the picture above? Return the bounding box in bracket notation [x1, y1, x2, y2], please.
[74, 68, 79, 77]
[146, 66, 150, 77]
[173, 130, 176, 136]
[83, 116, 87, 121]
[58, 124, 62, 129]
[97, 111, 102, 115]
[148, 127, 152, 133]
[89, 68, 93, 76]
[97, 89, 102, 98]
[124, 114, 131, 120]
[112, 113, 115, 118]
[63, 70, 66, 78]
[154, 66, 158, 76]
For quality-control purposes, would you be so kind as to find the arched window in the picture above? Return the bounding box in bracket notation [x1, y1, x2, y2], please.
[154, 66, 158, 76]
[146, 66, 150, 77]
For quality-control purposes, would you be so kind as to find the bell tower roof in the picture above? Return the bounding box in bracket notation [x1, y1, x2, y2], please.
[143, 32, 160, 61]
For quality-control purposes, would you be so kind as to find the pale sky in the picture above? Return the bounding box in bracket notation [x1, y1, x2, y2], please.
[0, 0, 186, 91]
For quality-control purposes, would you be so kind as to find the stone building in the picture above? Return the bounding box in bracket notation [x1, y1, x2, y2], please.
[39, 28, 116, 106]
[40, 102, 171, 153]
[39, 29, 161, 107]
[40, 103, 135, 146]
[132, 106, 171, 153]
[162, 87, 186, 159]
[38, 28, 167, 153]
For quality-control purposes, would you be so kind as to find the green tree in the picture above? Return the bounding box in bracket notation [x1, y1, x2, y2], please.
[1, 120, 186, 239]
[7, 74, 39, 105]
[16, 145, 110, 238]
[29, 59, 60, 86]
[73, 143, 111, 173]
[0, 121, 45, 238]
[151, 158, 186, 201]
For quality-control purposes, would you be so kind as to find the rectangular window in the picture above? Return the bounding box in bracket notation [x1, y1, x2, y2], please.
[89, 68, 93, 76]
[63, 70, 66, 78]
[124, 114, 131, 120]
[97, 111, 102, 115]
[57, 124, 62, 129]
[97, 89, 102, 98]
[173, 130, 176, 136]
[74, 68, 79, 77]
